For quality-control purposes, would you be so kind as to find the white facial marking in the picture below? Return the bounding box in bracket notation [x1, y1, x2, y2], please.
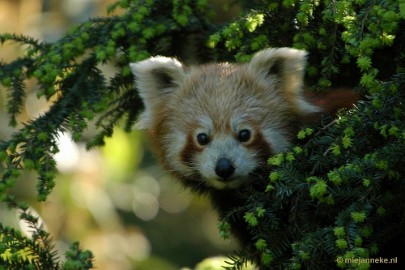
[262, 127, 290, 153]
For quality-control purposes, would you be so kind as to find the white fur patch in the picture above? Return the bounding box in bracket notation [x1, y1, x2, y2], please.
[262, 127, 291, 153]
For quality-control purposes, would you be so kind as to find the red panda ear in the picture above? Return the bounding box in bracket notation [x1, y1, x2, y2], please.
[248, 48, 320, 115]
[130, 57, 185, 129]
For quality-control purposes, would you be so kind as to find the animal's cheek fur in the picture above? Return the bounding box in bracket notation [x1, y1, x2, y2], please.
[243, 130, 273, 164]
[148, 117, 197, 180]
[180, 133, 203, 167]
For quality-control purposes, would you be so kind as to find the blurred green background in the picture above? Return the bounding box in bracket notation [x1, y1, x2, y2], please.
[0, 1, 242, 269]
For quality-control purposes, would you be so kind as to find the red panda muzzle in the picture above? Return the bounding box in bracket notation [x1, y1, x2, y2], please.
[215, 157, 236, 180]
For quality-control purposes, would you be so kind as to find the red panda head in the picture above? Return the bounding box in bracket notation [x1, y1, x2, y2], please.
[130, 48, 320, 191]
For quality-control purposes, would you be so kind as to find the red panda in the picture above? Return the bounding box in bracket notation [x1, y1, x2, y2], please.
[130, 48, 357, 246]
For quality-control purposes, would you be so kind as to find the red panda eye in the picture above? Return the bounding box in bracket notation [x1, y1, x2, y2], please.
[238, 129, 251, 142]
[197, 133, 210, 146]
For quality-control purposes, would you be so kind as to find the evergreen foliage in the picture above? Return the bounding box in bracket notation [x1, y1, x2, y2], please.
[0, 205, 93, 269]
[0, 0, 404, 269]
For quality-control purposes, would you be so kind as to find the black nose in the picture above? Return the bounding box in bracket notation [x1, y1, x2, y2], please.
[215, 158, 235, 180]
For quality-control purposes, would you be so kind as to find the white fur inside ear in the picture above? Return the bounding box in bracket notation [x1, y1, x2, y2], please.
[130, 56, 183, 77]
[248, 47, 307, 79]
[130, 56, 185, 129]
[248, 47, 320, 115]
[130, 56, 185, 95]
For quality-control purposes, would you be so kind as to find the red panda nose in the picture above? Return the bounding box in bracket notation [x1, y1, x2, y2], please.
[215, 158, 235, 180]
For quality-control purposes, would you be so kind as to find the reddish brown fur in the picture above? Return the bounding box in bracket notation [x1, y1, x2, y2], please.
[180, 132, 204, 166]
[307, 88, 360, 114]
[245, 129, 273, 161]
